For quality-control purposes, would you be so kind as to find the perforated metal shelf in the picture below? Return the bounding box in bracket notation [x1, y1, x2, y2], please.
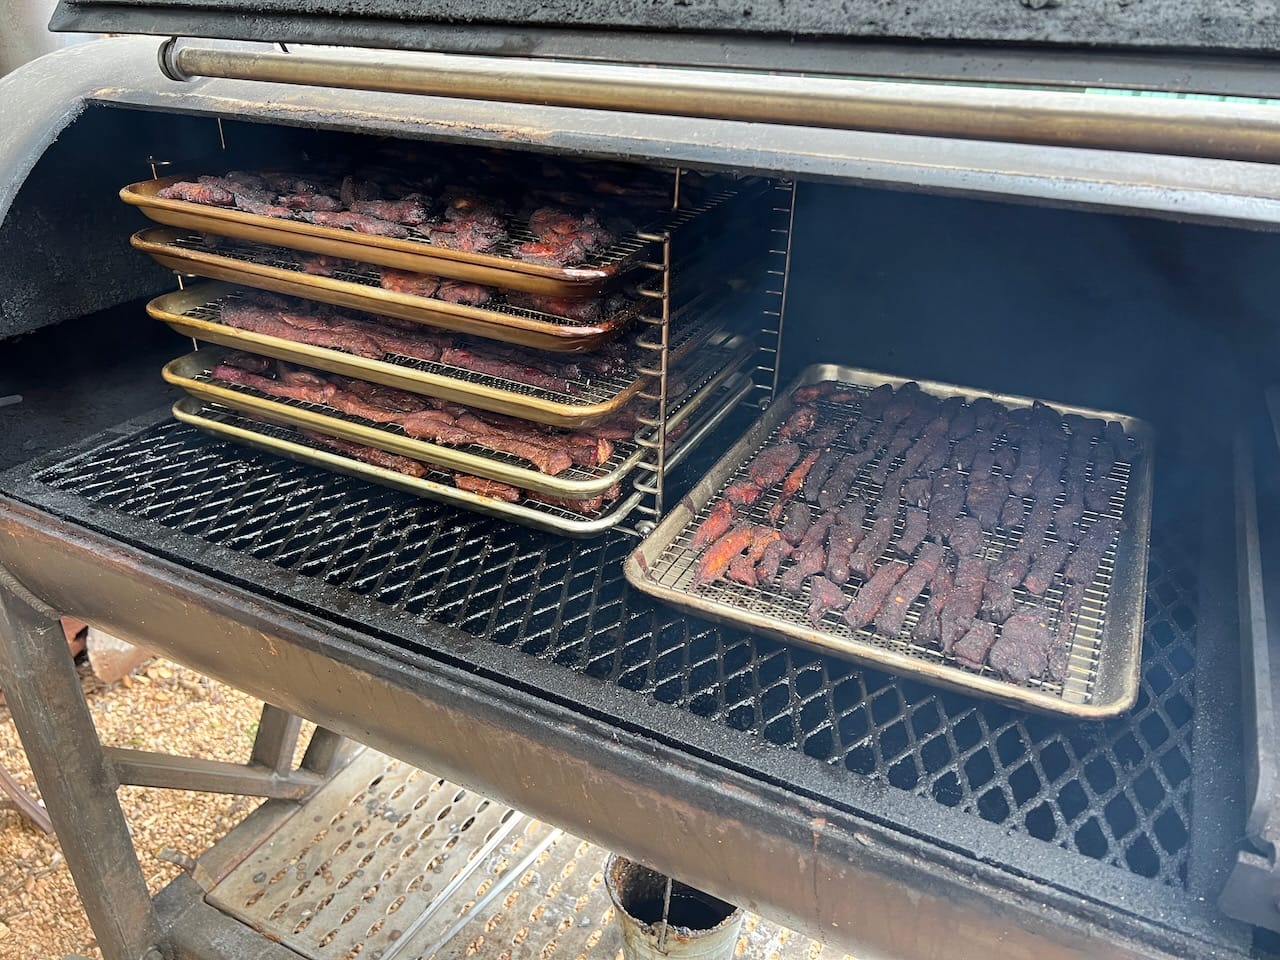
[207, 748, 856, 960]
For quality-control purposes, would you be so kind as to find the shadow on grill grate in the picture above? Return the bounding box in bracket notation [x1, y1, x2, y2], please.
[36, 418, 1199, 888]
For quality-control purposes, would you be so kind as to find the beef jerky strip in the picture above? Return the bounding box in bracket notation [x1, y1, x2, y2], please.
[912, 557, 954, 646]
[212, 363, 340, 406]
[755, 538, 793, 585]
[880, 382, 925, 427]
[875, 541, 945, 637]
[950, 433, 987, 472]
[1046, 637, 1073, 685]
[982, 548, 1033, 623]
[919, 438, 954, 477]
[926, 469, 967, 541]
[770, 502, 808, 550]
[301, 210, 411, 238]
[947, 515, 984, 557]
[843, 560, 909, 631]
[1023, 538, 1071, 596]
[988, 609, 1054, 683]
[454, 473, 521, 502]
[1009, 430, 1043, 498]
[806, 421, 844, 448]
[1021, 497, 1058, 552]
[1091, 435, 1118, 481]
[817, 452, 869, 511]
[1063, 518, 1120, 586]
[301, 430, 427, 477]
[779, 512, 838, 594]
[727, 528, 783, 587]
[1056, 473, 1087, 542]
[529, 482, 623, 515]
[804, 448, 845, 504]
[949, 403, 977, 441]
[777, 405, 818, 441]
[967, 471, 1009, 531]
[901, 478, 931, 508]
[939, 557, 990, 653]
[792, 382, 846, 403]
[157, 180, 235, 205]
[1085, 477, 1122, 513]
[767, 450, 822, 523]
[690, 500, 736, 553]
[999, 496, 1026, 530]
[725, 442, 802, 507]
[859, 383, 895, 421]
[1056, 579, 1089, 650]
[952, 621, 997, 670]
[694, 524, 758, 587]
[895, 506, 929, 558]
[807, 575, 851, 626]
[969, 397, 1003, 433]
[896, 415, 953, 478]
[1105, 420, 1136, 462]
[438, 346, 573, 394]
[825, 503, 868, 586]
[849, 513, 898, 581]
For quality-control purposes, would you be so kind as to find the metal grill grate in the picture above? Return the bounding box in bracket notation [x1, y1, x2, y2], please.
[34, 419, 1199, 888]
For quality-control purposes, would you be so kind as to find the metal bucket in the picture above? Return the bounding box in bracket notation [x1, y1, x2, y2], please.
[604, 854, 745, 960]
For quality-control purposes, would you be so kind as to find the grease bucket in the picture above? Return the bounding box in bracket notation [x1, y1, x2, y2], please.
[605, 854, 744, 960]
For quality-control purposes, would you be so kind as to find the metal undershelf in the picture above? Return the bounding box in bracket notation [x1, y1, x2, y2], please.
[191, 747, 854, 960]
[0, 403, 1252, 958]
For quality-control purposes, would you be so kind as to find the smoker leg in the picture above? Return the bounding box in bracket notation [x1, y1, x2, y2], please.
[248, 704, 302, 773]
[0, 568, 164, 960]
[300, 725, 353, 777]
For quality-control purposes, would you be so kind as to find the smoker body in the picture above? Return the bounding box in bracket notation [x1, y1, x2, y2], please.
[0, 32, 1278, 960]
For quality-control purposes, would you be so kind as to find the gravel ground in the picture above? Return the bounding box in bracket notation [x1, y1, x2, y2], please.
[0, 657, 297, 959]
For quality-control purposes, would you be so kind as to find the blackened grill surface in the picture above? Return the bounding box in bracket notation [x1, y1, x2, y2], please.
[14, 416, 1207, 894]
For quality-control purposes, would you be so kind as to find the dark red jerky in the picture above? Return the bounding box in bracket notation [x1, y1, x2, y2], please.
[992, 443, 1018, 477]
[1056, 473, 1087, 541]
[1024, 538, 1070, 596]
[724, 480, 765, 507]
[1091, 439, 1118, 481]
[824, 504, 868, 586]
[301, 210, 411, 238]
[817, 453, 867, 511]
[843, 561, 908, 631]
[880, 382, 924, 428]
[848, 513, 897, 581]
[280, 193, 342, 211]
[966, 472, 1009, 531]
[927, 469, 967, 539]
[875, 541, 945, 637]
[1057, 580, 1089, 648]
[780, 500, 812, 546]
[1064, 518, 1120, 585]
[755, 538, 793, 584]
[988, 609, 1054, 683]
[1046, 638, 1072, 685]
[939, 557, 989, 653]
[949, 404, 977, 440]
[919, 440, 953, 477]
[982, 548, 1032, 623]
[1020, 497, 1058, 552]
[301, 431, 428, 478]
[947, 519, 983, 563]
[1085, 477, 1122, 513]
[780, 512, 837, 594]
[901, 478, 931, 508]
[804, 449, 844, 504]
[896, 415, 953, 478]
[157, 180, 235, 205]
[912, 558, 954, 646]
[348, 198, 430, 225]
[807, 576, 850, 626]
[999, 496, 1026, 530]
[895, 506, 929, 558]
[950, 434, 986, 472]
[453, 474, 521, 501]
[969, 396, 1003, 432]
[859, 383, 895, 420]
[952, 621, 996, 670]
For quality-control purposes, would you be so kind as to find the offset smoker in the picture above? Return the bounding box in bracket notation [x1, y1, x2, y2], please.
[1, 9, 1280, 960]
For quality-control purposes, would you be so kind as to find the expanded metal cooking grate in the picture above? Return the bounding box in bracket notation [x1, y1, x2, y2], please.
[35, 419, 1199, 888]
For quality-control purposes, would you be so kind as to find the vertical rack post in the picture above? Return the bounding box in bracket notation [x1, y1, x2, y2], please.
[756, 180, 797, 405]
[631, 231, 674, 531]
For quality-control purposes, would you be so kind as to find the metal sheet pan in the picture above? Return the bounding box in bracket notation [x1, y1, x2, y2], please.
[171, 372, 753, 539]
[164, 339, 752, 498]
[133, 229, 640, 352]
[148, 282, 720, 428]
[625, 364, 1156, 718]
[123, 176, 756, 297]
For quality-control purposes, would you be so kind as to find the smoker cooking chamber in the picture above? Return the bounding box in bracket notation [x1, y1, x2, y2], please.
[2, 48, 1280, 960]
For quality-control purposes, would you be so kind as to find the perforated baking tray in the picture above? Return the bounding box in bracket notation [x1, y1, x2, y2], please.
[164, 338, 751, 498]
[625, 364, 1155, 717]
[123, 176, 757, 297]
[148, 283, 720, 428]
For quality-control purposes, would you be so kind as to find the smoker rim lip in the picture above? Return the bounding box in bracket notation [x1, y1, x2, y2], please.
[0, 412, 1250, 956]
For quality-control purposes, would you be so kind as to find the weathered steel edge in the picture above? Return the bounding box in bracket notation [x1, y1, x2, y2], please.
[0, 417, 1251, 959]
[47, 0, 1280, 64]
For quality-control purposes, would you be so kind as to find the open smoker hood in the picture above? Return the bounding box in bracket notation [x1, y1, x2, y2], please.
[45, 0, 1280, 97]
